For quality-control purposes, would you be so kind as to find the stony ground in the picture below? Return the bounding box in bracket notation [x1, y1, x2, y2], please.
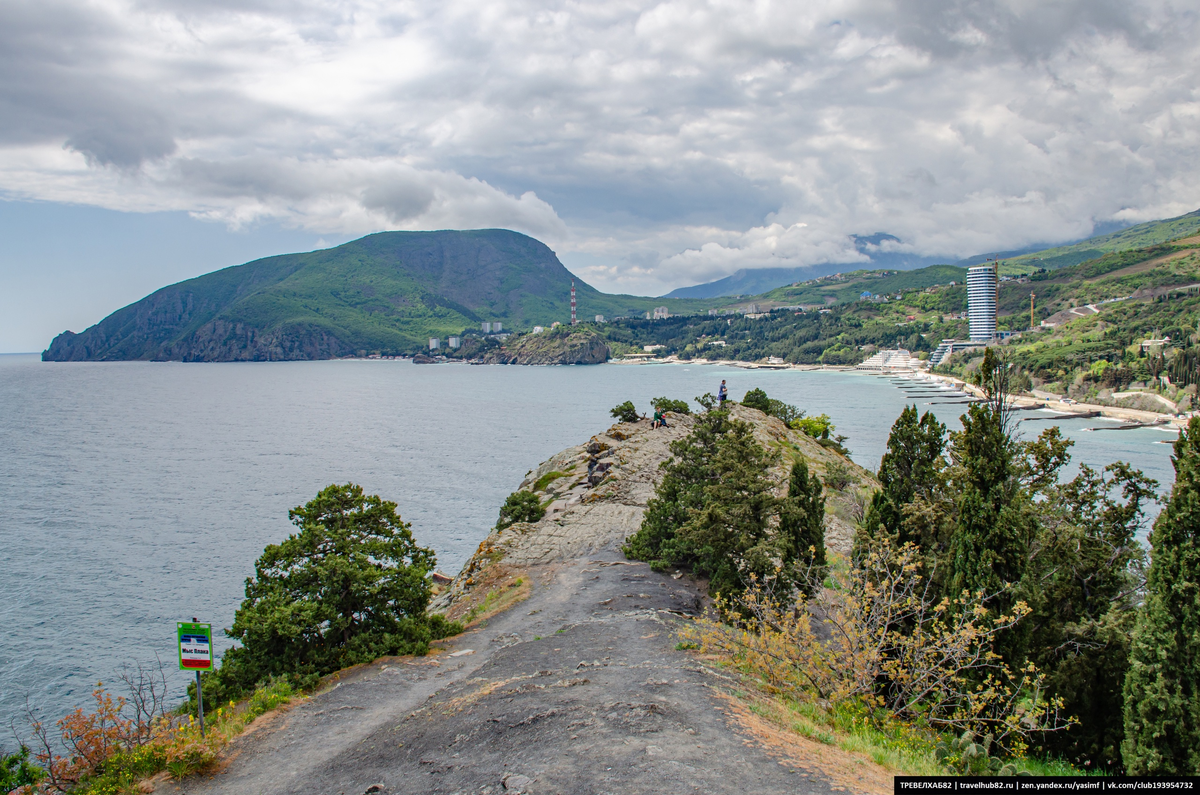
[161, 410, 882, 795]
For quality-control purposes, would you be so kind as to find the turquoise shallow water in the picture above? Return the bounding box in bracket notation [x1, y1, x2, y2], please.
[0, 355, 1177, 729]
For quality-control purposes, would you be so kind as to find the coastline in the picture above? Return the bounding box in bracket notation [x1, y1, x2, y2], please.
[609, 354, 1189, 431]
[163, 409, 884, 795]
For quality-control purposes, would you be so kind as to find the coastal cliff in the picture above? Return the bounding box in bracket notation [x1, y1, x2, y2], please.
[479, 327, 609, 365]
[434, 404, 872, 609]
[167, 408, 885, 795]
[42, 229, 703, 362]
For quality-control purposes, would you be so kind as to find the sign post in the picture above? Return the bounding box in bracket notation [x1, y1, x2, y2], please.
[177, 621, 213, 737]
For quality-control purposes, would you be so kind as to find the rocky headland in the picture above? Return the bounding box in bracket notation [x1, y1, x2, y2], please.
[479, 327, 609, 365]
[162, 407, 885, 795]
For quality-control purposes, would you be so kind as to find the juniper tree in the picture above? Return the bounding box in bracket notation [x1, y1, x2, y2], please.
[741, 388, 770, 412]
[779, 455, 826, 594]
[859, 405, 947, 551]
[675, 420, 781, 598]
[946, 399, 1033, 599]
[205, 483, 458, 704]
[623, 403, 733, 569]
[1123, 419, 1200, 774]
[1022, 458, 1155, 770]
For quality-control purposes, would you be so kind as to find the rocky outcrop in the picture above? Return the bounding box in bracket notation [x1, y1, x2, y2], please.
[480, 328, 609, 365]
[170, 408, 885, 795]
[434, 405, 877, 609]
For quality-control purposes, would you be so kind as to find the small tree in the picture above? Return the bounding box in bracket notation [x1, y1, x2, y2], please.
[741, 388, 770, 412]
[779, 456, 826, 594]
[610, 401, 640, 423]
[766, 398, 804, 425]
[624, 405, 733, 568]
[1, 746, 43, 792]
[210, 484, 456, 700]
[861, 405, 946, 548]
[1123, 418, 1200, 774]
[651, 396, 691, 415]
[497, 490, 545, 529]
[676, 420, 782, 598]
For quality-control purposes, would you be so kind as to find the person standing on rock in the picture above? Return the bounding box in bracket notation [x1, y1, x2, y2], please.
[718, 380, 728, 408]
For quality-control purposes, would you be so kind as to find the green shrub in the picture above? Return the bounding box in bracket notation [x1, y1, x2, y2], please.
[792, 413, 834, 439]
[610, 401, 640, 423]
[1, 745, 43, 791]
[196, 484, 461, 707]
[497, 490, 546, 529]
[823, 460, 854, 491]
[741, 388, 770, 412]
[651, 396, 691, 414]
[766, 398, 804, 425]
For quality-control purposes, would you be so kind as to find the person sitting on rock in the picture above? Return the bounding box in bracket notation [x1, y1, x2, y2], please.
[652, 408, 669, 429]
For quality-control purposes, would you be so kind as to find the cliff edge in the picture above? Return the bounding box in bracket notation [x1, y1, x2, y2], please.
[164, 408, 885, 795]
[479, 327, 609, 365]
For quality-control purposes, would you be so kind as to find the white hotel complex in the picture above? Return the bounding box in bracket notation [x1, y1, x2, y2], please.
[966, 265, 998, 342]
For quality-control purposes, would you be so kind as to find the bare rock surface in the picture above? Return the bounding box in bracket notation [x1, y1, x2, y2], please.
[165, 409, 879, 795]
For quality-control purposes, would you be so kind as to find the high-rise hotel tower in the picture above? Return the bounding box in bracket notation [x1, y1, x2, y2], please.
[966, 265, 998, 342]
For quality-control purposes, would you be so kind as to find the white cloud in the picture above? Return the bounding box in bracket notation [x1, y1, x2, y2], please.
[1, 0, 1198, 294]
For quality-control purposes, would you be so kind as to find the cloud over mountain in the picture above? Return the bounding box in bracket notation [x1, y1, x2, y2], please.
[1, 0, 1196, 293]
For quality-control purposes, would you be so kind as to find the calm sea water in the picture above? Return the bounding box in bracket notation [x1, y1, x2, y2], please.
[0, 354, 1178, 730]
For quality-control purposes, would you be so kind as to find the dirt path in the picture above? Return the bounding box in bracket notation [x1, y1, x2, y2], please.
[161, 549, 854, 795]
[158, 414, 885, 795]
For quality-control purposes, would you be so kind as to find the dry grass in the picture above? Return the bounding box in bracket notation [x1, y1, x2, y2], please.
[444, 564, 532, 626]
[713, 691, 901, 794]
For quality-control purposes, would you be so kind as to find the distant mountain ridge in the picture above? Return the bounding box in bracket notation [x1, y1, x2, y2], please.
[662, 234, 948, 299]
[43, 230, 707, 362]
[662, 210, 1200, 299]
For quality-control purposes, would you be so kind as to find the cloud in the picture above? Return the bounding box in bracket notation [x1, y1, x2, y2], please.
[0, 0, 1197, 293]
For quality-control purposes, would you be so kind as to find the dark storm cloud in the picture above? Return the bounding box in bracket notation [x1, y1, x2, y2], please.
[0, 0, 1196, 293]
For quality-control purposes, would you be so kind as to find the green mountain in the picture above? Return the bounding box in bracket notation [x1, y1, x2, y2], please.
[750, 264, 968, 307]
[43, 229, 716, 362]
[1002, 208, 1200, 272]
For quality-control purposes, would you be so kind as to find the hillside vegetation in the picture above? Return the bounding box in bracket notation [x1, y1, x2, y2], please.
[40, 209, 1200, 367]
[1001, 208, 1200, 273]
[42, 230, 716, 362]
[592, 230, 1200, 406]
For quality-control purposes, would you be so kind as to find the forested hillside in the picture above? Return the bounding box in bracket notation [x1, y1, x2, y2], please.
[42, 230, 717, 362]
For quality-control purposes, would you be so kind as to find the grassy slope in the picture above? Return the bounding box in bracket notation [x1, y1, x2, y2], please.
[1001, 209, 1200, 272]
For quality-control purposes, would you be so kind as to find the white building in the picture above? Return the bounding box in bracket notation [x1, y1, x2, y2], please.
[482, 322, 491, 333]
[595, 315, 605, 323]
[448, 337, 460, 349]
[428, 338, 440, 350]
[966, 265, 998, 342]
[856, 349, 925, 372]
[653, 306, 670, 319]
[492, 321, 502, 333]
[532, 326, 545, 333]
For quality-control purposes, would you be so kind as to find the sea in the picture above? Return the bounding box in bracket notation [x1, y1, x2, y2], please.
[0, 353, 1180, 732]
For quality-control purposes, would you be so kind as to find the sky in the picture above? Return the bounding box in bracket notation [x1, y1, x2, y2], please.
[2, 0, 1198, 352]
